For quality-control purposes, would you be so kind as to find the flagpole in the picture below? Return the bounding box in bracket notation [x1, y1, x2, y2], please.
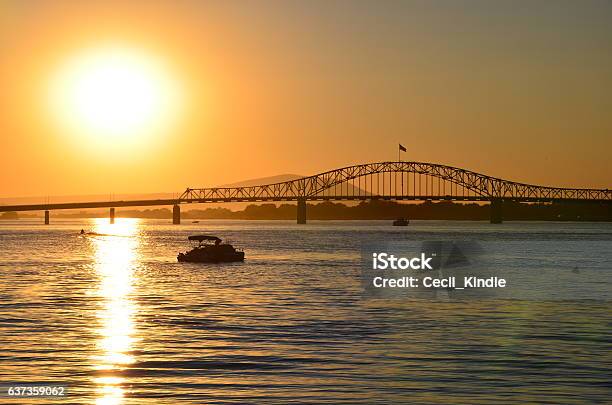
[400, 144, 403, 196]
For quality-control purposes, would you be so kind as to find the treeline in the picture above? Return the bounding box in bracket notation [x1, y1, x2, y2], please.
[118, 200, 610, 221]
[4, 200, 609, 221]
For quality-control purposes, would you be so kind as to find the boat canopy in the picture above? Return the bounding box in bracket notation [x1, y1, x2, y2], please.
[188, 235, 221, 242]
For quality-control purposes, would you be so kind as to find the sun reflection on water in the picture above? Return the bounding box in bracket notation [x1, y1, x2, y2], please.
[90, 218, 140, 405]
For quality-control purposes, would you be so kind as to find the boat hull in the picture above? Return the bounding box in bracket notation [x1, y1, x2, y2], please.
[393, 219, 409, 226]
[177, 250, 245, 263]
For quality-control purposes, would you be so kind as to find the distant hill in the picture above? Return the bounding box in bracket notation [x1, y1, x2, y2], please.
[0, 175, 305, 206]
[221, 173, 370, 196]
[0, 172, 371, 209]
[220, 174, 304, 187]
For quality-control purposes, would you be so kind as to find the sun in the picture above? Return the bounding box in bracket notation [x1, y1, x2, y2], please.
[48, 46, 182, 148]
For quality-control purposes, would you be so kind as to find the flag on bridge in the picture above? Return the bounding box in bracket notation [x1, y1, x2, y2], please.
[398, 143, 406, 162]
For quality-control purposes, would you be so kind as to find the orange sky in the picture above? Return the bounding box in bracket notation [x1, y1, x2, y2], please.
[1, 1, 611, 199]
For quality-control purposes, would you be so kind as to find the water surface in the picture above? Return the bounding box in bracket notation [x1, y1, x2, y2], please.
[0, 219, 610, 404]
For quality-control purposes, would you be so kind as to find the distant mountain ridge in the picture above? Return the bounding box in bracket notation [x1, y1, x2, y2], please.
[220, 174, 304, 187]
[222, 173, 369, 196]
[0, 172, 371, 206]
[0, 174, 304, 206]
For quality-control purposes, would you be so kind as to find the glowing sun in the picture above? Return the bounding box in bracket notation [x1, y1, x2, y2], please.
[49, 46, 182, 147]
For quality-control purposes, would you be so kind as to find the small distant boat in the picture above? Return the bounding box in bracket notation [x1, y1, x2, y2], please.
[79, 229, 114, 237]
[392, 218, 409, 226]
[192, 220, 200, 224]
[178, 235, 245, 263]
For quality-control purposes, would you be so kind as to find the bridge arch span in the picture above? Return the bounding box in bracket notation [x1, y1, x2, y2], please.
[180, 161, 611, 203]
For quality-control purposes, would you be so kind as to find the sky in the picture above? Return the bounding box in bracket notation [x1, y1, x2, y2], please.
[1, 0, 611, 198]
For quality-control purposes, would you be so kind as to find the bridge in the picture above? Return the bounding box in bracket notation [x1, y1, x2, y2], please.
[1, 161, 610, 224]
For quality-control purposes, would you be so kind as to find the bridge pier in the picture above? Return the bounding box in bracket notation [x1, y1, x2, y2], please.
[44, 210, 49, 225]
[173, 204, 181, 224]
[490, 198, 503, 224]
[110, 208, 115, 224]
[297, 198, 307, 224]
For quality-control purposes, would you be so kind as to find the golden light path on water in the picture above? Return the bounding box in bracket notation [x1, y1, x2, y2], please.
[90, 218, 140, 405]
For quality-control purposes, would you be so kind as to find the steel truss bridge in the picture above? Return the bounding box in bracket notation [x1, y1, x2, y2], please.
[2, 161, 610, 224]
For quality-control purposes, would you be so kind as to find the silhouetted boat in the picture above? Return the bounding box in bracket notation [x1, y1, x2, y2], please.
[177, 235, 245, 263]
[392, 218, 409, 226]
